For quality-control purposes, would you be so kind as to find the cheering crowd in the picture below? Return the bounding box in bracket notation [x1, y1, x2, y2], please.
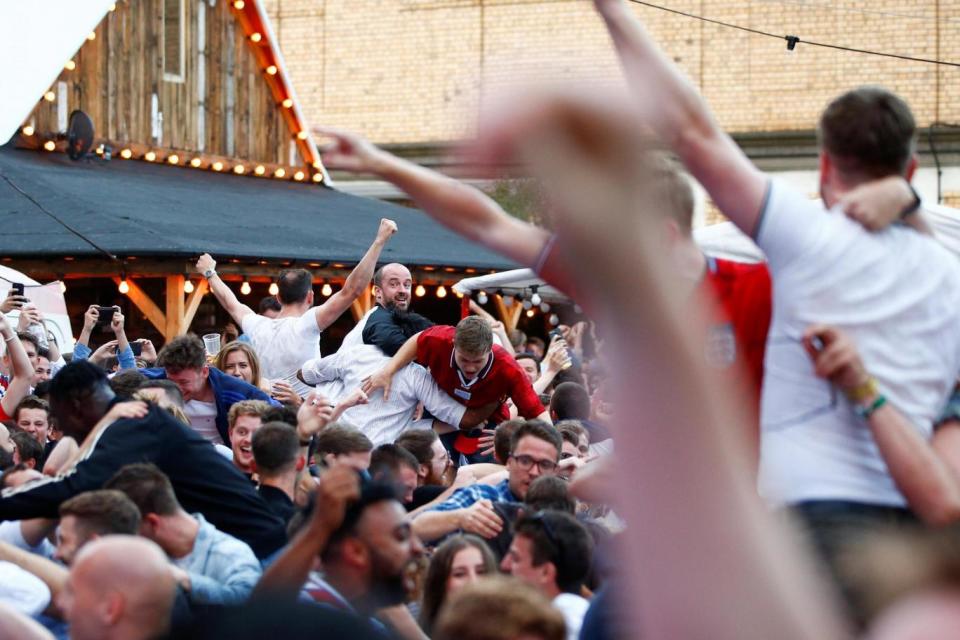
[4, 0, 960, 638]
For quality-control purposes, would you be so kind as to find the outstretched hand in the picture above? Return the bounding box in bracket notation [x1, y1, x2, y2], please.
[313, 127, 385, 174]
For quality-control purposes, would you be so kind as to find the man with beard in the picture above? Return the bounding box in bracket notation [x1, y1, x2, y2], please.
[340, 263, 417, 355]
[256, 467, 424, 630]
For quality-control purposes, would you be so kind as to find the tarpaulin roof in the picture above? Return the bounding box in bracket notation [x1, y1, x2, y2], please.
[0, 145, 516, 270]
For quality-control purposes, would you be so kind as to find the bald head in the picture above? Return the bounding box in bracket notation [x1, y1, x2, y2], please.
[61, 536, 175, 640]
[373, 263, 412, 311]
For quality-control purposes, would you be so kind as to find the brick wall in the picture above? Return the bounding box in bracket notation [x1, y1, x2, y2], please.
[263, 0, 960, 145]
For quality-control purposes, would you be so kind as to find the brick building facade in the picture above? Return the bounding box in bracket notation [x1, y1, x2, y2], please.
[264, 0, 960, 218]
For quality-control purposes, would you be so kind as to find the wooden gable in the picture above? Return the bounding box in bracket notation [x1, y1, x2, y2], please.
[20, 0, 322, 178]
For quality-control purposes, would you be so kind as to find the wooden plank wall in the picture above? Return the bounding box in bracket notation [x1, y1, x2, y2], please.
[26, 0, 294, 165]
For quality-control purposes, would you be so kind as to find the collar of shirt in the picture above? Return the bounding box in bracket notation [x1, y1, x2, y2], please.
[449, 350, 494, 389]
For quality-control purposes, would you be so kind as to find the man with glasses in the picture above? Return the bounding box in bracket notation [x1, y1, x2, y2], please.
[412, 420, 562, 543]
[501, 510, 594, 640]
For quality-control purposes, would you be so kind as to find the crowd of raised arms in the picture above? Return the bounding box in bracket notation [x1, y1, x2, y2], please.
[3, 1, 960, 639]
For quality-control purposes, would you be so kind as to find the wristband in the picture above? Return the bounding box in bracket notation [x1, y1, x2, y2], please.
[3, 334, 14, 343]
[855, 394, 887, 420]
[898, 184, 921, 219]
[846, 377, 879, 404]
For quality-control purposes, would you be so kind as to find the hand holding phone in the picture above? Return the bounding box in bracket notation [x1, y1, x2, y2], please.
[96, 306, 118, 325]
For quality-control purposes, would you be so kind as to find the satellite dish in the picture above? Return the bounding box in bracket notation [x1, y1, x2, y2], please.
[66, 110, 94, 160]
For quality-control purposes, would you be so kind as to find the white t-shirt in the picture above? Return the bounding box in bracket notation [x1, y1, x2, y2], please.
[0, 521, 55, 558]
[0, 561, 50, 616]
[242, 313, 322, 397]
[553, 592, 590, 640]
[184, 399, 222, 445]
[300, 345, 467, 446]
[757, 179, 960, 507]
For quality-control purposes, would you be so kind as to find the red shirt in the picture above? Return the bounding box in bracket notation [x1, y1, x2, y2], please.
[416, 325, 545, 424]
[701, 256, 771, 396]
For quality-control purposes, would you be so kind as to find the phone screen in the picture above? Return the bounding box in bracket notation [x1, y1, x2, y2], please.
[96, 307, 117, 324]
[130, 341, 143, 356]
[11, 283, 24, 296]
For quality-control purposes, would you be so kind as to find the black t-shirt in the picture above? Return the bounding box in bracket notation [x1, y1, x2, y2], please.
[258, 484, 296, 524]
[406, 484, 447, 511]
[0, 404, 287, 559]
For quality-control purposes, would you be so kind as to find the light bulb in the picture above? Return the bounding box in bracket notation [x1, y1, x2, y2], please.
[120, 148, 132, 159]
[312, 173, 323, 183]
[282, 98, 293, 108]
[250, 32, 262, 43]
[266, 65, 277, 75]
[59, 281, 67, 293]
[183, 279, 194, 294]
[119, 279, 130, 294]
[87, 31, 96, 41]
[522, 299, 533, 310]
[168, 154, 179, 164]
[21, 125, 34, 136]
[64, 60, 76, 71]
[43, 141, 56, 152]
[254, 165, 266, 176]
[293, 171, 305, 181]
[415, 285, 426, 298]
[526, 309, 535, 318]
[274, 168, 286, 178]
[296, 131, 308, 140]
[540, 302, 550, 313]
[477, 291, 488, 305]
[269, 283, 279, 296]
[549, 314, 560, 326]
[436, 286, 447, 299]
[233, 165, 246, 175]
[43, 91, 55, 102]
[321, 283, 333, 297]
[190, 157, 202, 167]
[240, 281, 251, 295]
[144, 151, 157, 162]
[530, 292, 542, 306]
[234, 0, 245, 9]
[212, 161, 224, 171]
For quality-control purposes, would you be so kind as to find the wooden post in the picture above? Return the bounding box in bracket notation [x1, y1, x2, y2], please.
[494, 294, 523, 332]
[183, 278, 209, 333]
[165, 275, 185, 341]
[349, 285, 373, 323]
[113, 277, 166, 336]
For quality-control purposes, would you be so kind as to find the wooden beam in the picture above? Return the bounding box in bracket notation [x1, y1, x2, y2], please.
[165, 275, 185, 341]
[493, 294, 512, 330]
[113, 276, 166, 336]
[509, 302, 523, 331]
[349, 285, 374, 322]
[183, 278, 209, 332]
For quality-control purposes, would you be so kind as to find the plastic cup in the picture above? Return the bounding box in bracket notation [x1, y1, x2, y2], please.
[202, 333, 221, 356]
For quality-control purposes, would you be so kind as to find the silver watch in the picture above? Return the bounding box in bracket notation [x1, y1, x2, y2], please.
[203, 268, 217, 279]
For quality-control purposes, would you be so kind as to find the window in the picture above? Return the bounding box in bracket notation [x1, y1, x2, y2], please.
[163, 0, 185, 81]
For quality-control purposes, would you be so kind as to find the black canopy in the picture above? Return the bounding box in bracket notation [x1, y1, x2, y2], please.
[0, 145, 515, 270]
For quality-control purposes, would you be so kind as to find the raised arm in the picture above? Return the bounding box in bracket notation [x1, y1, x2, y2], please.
[804, 325, 960, 526]
[196, 254, 255, 324]
[476, 89, 847, 639]
[0, 317, 34, 419]
[592, 0, 768, 236]
[313, 218, 397, 332]
[315, 127, 551, 267]
[253, 465, 359, 599]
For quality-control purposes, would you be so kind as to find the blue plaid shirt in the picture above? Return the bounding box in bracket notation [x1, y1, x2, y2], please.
[432, 479, 518, 512]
